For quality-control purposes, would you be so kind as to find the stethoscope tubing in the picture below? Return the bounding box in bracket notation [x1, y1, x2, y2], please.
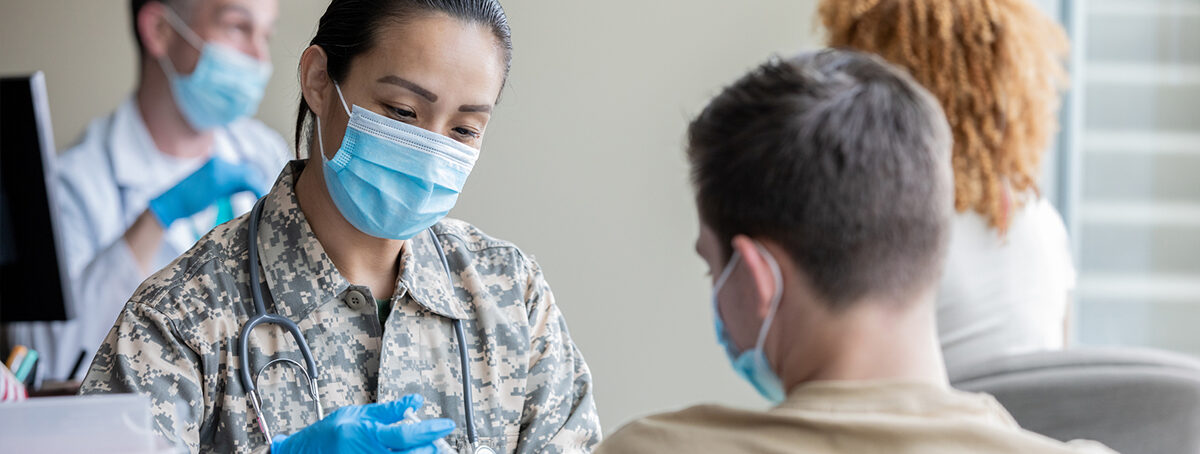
[239, 198, 320, 398]
[239, 196, 481, 448]
[432, 234, 478, 445]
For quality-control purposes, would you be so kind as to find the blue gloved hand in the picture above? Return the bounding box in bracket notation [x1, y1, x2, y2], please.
[270, 394, 456, 454]
[147, 155, 268, 227]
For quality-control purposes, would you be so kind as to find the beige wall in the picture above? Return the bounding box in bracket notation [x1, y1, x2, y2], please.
[0, 0, 821, 432]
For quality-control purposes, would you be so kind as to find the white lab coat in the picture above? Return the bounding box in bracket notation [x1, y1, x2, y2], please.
[5, 97, 289, 381]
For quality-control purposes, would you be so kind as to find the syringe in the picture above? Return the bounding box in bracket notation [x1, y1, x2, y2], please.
[402, 408, 459, 454]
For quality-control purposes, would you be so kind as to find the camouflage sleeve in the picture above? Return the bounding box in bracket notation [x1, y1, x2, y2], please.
[79, 302, 207, 453]
[515, 262, 602, 453]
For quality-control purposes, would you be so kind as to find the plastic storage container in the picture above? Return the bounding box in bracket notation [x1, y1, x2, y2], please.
[0, 393, 175, 453]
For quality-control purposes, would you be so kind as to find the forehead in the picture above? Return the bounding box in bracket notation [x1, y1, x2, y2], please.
[352, 13, 505, 100]
[194, 0, 277, 22]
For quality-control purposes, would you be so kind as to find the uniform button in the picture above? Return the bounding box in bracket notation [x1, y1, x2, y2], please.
[345, 290, 368, 310]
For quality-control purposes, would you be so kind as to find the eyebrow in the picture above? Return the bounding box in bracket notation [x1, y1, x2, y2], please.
[213, 4, 253, 20]
[459, 104, 492, 113]
[377, 76, 438, 103]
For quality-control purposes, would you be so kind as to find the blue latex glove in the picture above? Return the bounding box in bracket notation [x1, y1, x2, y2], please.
[147, 155, 268, 227]
[270, 394, 456, 454]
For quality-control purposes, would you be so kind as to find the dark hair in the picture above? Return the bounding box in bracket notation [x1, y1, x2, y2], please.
[130, 0, 194, 55]
[294, 0, 514, 150]
[688, 49, 953, 308]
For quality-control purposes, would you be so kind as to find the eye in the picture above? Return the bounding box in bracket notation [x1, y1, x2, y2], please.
[452, 127, 481, 140]
[387, 105, 416, 121]
[219, 18, 252, 37]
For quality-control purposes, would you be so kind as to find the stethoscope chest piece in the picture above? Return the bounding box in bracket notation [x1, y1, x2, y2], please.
[473, 445, 497, 454]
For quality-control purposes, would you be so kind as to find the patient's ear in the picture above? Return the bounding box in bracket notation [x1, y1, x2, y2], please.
[730, 235, 780, 320]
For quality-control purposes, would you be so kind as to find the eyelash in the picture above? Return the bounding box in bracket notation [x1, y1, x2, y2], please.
[386, 106, 480, 141]
[388, 105, 416, 120]
[454, 127, 481, 139]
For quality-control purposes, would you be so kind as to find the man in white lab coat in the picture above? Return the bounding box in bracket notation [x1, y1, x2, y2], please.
[5, 0, 287, 381]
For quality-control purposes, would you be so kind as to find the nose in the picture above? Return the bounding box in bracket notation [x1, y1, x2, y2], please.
[247, 36, 270, 63]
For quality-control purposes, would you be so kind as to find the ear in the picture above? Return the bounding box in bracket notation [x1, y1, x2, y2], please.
[730, 235, 781, 321]
[137, 2, 173, 59]
[299, 45, 331, 119]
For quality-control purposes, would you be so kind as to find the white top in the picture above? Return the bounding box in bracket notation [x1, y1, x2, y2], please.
[5, 97, 288, 381]
[937, 197, 1076, 370]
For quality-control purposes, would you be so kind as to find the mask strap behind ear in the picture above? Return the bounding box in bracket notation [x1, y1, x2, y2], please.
[161, 6, 206, 51]
[314, 116, 326, 161]
[333, 83, 352, 117]
[751, 242, 784, 353]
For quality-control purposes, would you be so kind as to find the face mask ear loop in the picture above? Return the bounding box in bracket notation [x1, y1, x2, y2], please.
[314, 116, 329, 162]
[713, 250, 743, 295]
[751, 242, 784, 367]
[161, 6, 207, 51]
[333, 83, 352, 117]
[318, 84, 349, 163]
[154, 7, 205, 81]
[712, 249, 743, 334]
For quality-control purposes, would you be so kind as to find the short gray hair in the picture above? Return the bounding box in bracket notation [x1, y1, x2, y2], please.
[688, 49, 954, 308]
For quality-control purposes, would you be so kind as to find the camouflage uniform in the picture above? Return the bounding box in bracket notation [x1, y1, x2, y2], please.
[80, 161, 602, 453]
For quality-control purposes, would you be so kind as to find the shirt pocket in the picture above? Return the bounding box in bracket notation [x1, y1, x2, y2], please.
[499, 425, 522, 452]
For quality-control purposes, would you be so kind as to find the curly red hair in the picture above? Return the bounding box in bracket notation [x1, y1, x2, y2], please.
[819, 0, 1069, 231]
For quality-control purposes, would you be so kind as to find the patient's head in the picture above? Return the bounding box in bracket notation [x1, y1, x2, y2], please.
[689, 49, 953, 388]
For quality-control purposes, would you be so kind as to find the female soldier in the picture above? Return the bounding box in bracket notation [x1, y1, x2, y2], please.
[80, 1, 601, 453]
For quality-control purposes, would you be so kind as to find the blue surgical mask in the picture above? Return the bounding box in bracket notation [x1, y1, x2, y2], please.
[157, 7, 272, 131]
[712, 242, 788, 403]
[316, 84, 479, 240]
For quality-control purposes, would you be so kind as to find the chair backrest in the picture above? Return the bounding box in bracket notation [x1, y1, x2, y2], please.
[950, 348, 1200, 454]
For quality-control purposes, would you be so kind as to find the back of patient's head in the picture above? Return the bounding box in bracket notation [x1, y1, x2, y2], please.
[688, 49, 953, 309]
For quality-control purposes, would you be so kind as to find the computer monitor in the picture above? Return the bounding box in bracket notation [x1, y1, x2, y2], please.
[0, 72, 73, 322]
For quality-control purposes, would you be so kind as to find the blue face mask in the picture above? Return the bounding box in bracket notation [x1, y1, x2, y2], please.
[316, 84, 479, 240]
[712, 243, 788, 403]
[157, 8, 272, 131]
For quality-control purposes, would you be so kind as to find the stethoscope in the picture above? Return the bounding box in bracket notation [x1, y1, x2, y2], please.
[238, 197, 493, 454]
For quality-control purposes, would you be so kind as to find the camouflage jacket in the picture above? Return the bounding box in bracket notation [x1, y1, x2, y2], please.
[80, 161, 601, 453]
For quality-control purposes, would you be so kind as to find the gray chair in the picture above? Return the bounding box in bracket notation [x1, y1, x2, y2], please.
[949, 348, 1200, 454]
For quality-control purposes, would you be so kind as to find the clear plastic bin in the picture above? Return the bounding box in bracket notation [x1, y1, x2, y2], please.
[0, 393, 175, 453]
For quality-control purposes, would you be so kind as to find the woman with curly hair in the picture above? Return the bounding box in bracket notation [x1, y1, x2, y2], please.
[819, 0, 1076, 369]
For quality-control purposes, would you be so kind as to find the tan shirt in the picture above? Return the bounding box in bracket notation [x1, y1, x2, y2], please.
[597, 381, 1115, 454]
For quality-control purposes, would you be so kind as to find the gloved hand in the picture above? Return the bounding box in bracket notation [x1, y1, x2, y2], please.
[147, 155, 268, 227]
[270, 394, 456, 454]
